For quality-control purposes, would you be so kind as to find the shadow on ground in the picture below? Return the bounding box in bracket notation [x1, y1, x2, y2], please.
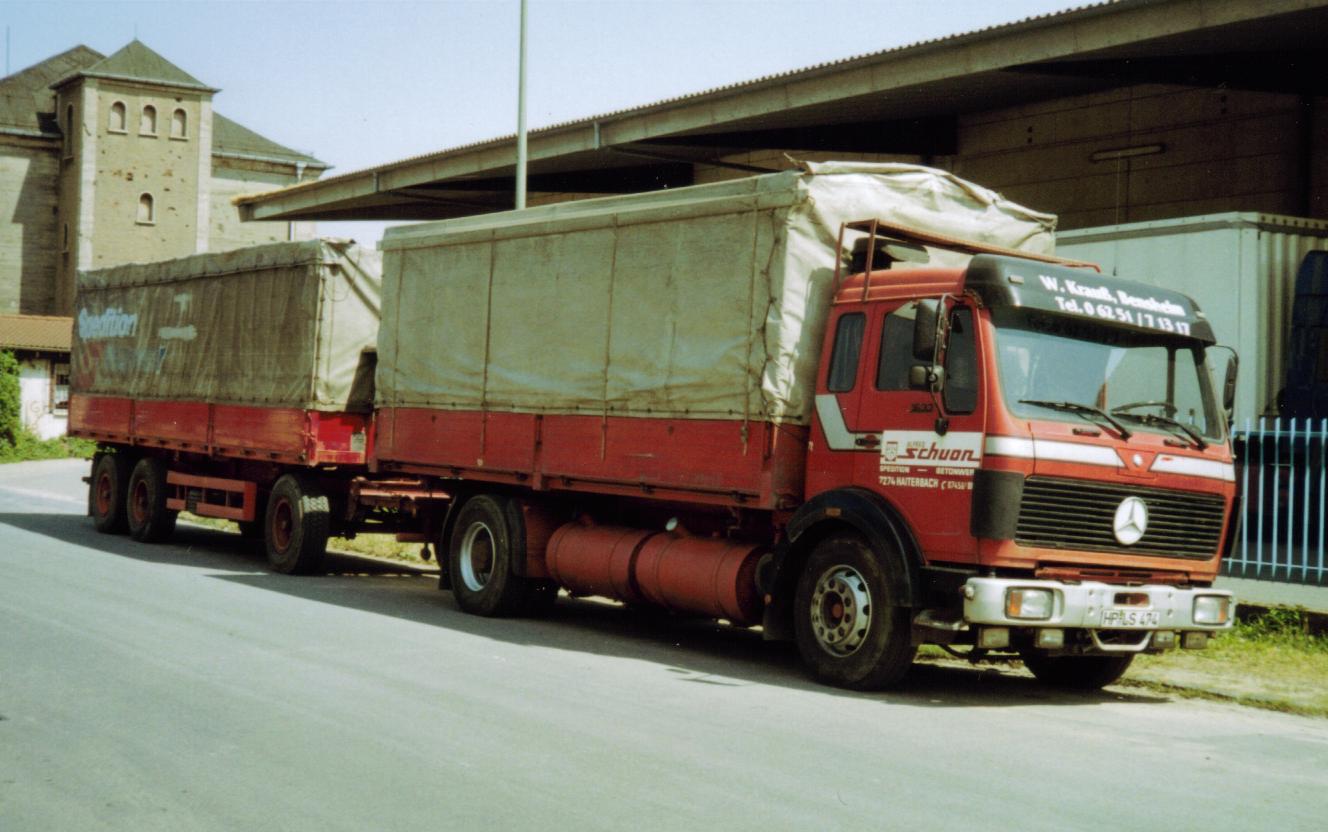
[1, 510, 1169, 710]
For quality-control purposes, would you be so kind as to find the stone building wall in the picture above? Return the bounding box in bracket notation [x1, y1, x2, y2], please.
[0, 139, 61, 314]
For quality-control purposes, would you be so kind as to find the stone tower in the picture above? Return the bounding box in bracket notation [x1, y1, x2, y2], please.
[0, 41, 325, 317]
[50, 41, 215, 313]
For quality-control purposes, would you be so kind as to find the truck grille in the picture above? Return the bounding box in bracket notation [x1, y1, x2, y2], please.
[1015, 477, 1226, 560]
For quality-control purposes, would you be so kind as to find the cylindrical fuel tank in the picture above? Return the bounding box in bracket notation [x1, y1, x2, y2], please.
[633, 535, 766, 625]
[544, 524, 657, 605]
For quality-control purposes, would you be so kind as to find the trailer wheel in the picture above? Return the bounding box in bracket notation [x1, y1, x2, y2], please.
[265, 474, 330, 575]
[1022, 653, 1134, 691]
[793, 533, 916, 690]
[447, 495, 531, 617]
[90, 452, 133, 534]
[126, 457, 177, 543]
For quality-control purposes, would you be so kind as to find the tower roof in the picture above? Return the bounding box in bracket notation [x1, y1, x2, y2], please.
[0, 45, 102, 135]
[53, 40, 218, 92]
[0, 41, 321, 167]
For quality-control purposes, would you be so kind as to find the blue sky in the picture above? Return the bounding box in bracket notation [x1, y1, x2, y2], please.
[4, 0, 1088, 240]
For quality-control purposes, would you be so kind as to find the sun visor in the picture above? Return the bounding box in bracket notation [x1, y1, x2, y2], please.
[965, 255, 1216, 344]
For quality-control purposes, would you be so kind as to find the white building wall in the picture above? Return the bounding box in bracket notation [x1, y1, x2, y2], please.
[18, 357, 67, 439]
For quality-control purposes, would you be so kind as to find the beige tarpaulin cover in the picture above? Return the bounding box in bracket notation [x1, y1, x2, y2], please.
[378, 162, 1056, 425]
[73, 239, 382, 412]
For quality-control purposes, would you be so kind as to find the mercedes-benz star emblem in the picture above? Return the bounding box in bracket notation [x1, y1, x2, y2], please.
[1113, 496, 1149, 546]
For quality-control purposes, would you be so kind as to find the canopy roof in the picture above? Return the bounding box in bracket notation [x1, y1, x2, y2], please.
[236, 0, 1328, 223]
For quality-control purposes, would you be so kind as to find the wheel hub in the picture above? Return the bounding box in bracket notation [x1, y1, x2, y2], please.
[130, 479, 148, 524]
[459, 521, 496, 592]
[809, 565, 872, 657]
[96, 473, 113, 515]
[271, 498, 293, 552]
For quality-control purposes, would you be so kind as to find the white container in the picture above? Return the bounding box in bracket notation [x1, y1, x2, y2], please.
[1058, 213, 1328, 423]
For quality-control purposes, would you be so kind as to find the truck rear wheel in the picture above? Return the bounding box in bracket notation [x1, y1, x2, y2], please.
[265, 474, 330, 575]
[90, 452, 133, 534]
[126, 457, 177, 543]
[1022, 653, 1134, 690]
[447, 495, 532, 617]
[793, 534, 916, 690]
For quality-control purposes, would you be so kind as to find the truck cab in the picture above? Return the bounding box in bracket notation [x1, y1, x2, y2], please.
[792, 220, 1237, 689]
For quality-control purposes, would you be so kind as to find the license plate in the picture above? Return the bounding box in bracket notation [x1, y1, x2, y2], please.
[1101, 608, 1161, 628]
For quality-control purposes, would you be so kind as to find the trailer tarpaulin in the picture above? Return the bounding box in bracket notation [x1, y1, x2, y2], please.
[378, 162, 1055, 425]
[73, 239, 382, 412]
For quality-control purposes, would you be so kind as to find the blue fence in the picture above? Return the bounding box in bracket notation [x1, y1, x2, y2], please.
[1226, 418, 1328, 586]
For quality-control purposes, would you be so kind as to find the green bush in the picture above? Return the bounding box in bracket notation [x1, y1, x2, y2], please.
[0, 350, 20, 448]
[0, 430, 97, 464]
[0, 350, 96, 463]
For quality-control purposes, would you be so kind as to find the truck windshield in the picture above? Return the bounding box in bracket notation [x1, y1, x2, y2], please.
[992, 309, 1222, 441]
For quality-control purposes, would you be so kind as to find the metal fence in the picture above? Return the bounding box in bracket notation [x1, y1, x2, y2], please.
[1227, 418, 1328, 586]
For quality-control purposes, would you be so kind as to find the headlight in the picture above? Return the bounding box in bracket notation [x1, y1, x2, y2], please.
[1193, 595, 1230, 625]
[1005, 587, 1054, 620]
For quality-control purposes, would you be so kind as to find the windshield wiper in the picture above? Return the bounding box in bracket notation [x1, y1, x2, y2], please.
[1111, 410, 1208, 450]
[1019, 399, 1132, 440]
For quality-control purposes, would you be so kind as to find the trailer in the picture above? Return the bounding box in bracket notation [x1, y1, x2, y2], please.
[71, 239, 382, 571]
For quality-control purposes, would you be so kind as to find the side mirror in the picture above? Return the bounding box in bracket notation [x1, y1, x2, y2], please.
[913, 299, 939, 362]
[909, 365, 945, 391]
[1223, 354, 1239, 421]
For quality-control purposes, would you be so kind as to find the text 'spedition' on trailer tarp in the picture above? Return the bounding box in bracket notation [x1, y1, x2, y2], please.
[70, 239, 382, 465]
[374, 161, 1056, 506]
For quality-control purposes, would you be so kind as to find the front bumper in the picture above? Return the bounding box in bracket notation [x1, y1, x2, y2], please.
[962, 577, 1235, 631]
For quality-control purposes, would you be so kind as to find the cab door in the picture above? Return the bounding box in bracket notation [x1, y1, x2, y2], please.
[849, 300, 986, 564]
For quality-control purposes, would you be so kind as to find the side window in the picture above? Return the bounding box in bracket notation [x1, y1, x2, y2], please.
[875, 304, 917, 391]
[943, 308, 978, 413]
[826, 313, 865, 392]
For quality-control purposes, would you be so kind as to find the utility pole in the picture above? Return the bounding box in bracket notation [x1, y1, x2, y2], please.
[515, 0, 528, 210]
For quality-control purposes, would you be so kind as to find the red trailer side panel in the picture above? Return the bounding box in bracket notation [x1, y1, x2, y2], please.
[70, 395, 132, 442]
[70, 394, 369, 467]
[133, 400, 210, 448]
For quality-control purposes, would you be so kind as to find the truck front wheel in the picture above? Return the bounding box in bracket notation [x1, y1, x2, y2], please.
[90, 452, 133, 534]
[126, 457, 177, 543]
[265, 474, 330, 575]
[447, 495, 531, 617]
[1022, 653, 1134, 690]
[793, 534, 916, 690]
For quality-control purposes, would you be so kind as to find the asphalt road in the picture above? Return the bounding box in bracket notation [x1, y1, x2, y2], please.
[3, 459, 1327, 831]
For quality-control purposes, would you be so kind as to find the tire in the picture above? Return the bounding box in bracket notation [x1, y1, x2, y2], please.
[90, 452, 133, 534]
[793, 534, 916, 690]
[126, 457, 177, 543]
[447, 495, 532, 617]
[264, 474, 330, 575]
[1022, 653, 1134, 691]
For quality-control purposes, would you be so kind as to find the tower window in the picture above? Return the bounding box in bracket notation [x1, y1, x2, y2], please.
[109, 101, 127, 133]
[63, 104, 75, 157]
[171, 108, 188, 139]
[140, 104, 157, 135]
[137, 193, 155, 225]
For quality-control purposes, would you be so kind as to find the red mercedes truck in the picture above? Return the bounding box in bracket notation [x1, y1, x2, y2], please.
[72, 164, 1238, 690]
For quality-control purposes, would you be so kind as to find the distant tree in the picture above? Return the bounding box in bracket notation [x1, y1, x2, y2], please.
[0, 350, 20, 448]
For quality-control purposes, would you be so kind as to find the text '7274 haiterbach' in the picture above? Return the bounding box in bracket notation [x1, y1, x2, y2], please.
[69, 162, 1239, 691]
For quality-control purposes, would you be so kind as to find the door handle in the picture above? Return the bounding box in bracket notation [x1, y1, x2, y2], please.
[855, 434, 880, 448]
